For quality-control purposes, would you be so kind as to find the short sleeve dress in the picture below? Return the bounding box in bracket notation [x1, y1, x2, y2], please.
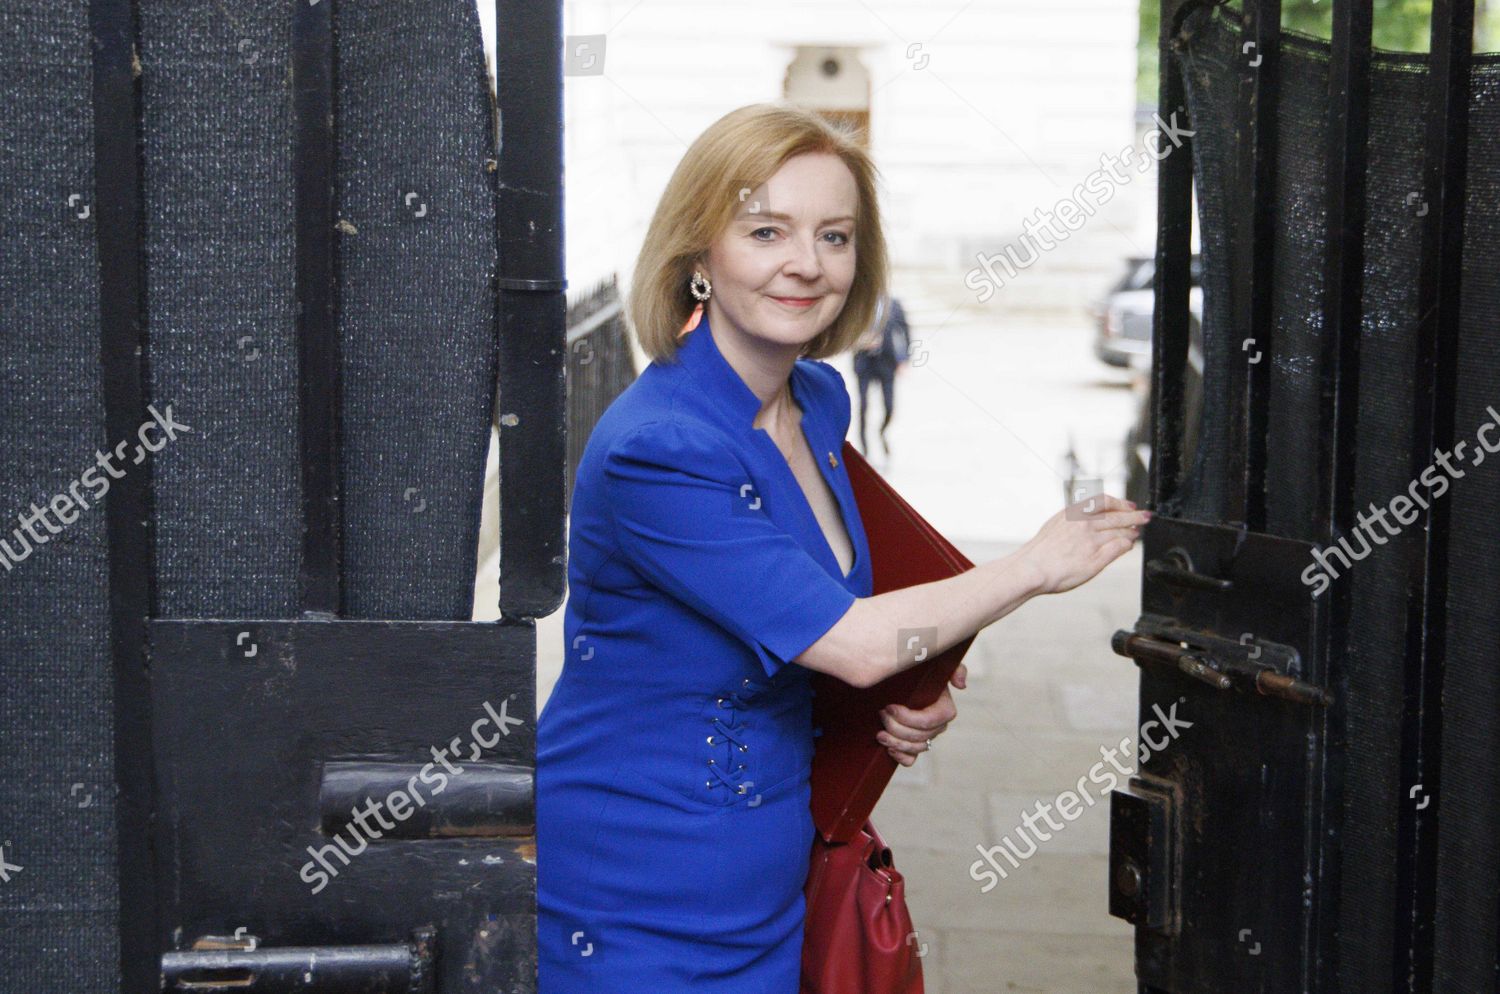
[536, 309, 874, 993]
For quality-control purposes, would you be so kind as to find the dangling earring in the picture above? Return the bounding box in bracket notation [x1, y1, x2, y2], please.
[678, 270, 712, 339]
[689, 270, 712, 301]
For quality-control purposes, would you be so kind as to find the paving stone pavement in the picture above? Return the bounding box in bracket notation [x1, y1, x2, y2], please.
[870, 537, 1142, 994]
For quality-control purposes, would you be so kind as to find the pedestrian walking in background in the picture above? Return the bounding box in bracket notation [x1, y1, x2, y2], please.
[852, 294, 909, 459]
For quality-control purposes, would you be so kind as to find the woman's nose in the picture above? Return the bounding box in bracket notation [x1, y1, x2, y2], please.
[781, 236, 822, 279]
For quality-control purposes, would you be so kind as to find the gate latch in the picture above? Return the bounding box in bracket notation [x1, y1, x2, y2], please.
[1112, 628, 1332, 708]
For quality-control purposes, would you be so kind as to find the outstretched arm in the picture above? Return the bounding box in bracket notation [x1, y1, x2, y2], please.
[794, 495, 1149, 689]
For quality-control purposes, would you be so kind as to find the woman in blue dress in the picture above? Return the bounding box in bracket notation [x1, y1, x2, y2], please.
[536, 103, 1149, 993]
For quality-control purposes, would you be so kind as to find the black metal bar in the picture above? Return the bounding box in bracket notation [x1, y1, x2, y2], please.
[1144, 547, 1234, 592]
[494, 0, 568, 620]
[160, 928, 435, 994]
[293, 0, 342, 616]
[1394, 1, 1475, 990]
[87, 0, 159, 989]
[318, 760, 534, 839]
[1232, 0, 1280, 530]
[1149, 0, 1201, 512]
[1313, 2, 1373, 988]
[1317, 12, 1372, 542]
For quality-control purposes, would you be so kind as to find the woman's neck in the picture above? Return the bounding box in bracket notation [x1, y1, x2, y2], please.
[705, 302, 803, 431]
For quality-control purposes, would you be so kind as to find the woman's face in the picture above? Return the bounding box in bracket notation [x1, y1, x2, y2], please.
[700, 151, 859, 353]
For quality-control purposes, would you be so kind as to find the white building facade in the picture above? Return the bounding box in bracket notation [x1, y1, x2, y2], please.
[540, 0, 1150, 318]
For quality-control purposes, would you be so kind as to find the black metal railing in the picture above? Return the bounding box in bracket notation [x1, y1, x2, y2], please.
[564, 274, 637, 509]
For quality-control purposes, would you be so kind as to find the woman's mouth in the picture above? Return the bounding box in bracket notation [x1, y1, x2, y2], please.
[769, 295, 819, 309]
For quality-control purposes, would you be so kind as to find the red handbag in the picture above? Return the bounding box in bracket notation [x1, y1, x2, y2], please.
[800, 817, 923, 994]
[799, 443, 975, 994]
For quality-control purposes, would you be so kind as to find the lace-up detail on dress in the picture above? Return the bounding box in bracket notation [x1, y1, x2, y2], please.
[704, 675, 769, 795]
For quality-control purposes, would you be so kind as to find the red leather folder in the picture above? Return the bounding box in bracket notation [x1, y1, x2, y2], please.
[809, 441, 977, 844]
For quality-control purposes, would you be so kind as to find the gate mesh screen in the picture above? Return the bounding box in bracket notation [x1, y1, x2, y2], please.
[0, 0, 498, 985]
[1178, 7, 1500, 990]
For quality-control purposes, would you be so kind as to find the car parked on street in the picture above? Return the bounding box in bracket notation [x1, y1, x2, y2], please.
[1090, 254, 1203, 370]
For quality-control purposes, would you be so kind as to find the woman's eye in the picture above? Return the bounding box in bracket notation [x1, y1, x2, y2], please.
[749, 228, 849, 245]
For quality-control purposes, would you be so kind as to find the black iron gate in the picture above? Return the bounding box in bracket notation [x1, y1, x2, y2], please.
[1111, 2, 1499, 992]
[1, 0, 562, 990]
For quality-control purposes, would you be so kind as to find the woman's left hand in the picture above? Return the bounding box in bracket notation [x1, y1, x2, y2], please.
[875, 662, 965, 766]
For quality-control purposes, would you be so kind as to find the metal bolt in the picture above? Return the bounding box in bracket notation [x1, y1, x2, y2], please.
[1115, 859, 1143, 898]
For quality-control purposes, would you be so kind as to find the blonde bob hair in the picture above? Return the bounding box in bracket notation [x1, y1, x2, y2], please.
[628, 102, 889, 364]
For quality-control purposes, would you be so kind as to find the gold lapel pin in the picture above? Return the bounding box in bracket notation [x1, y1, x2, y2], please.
[827, 451, 838, 469]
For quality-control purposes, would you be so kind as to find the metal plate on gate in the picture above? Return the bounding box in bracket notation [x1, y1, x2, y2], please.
[150, 619, 537, 993]
[1109, 776, 1178, 933]
[1110, 516, 1328, 994]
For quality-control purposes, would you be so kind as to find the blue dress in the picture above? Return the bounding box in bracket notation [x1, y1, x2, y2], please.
[536, 309, 874, 993]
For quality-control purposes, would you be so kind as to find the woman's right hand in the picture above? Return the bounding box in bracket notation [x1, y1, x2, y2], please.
[1015, 494, 1150, 596]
